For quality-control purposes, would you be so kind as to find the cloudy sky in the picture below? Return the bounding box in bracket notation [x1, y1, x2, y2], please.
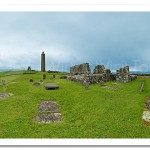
[0, 12, 150, 72]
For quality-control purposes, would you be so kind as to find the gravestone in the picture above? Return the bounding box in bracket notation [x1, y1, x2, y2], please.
[40, 80, 43, 83]
[45, 83, 59, 90]
[35, 100, 62, 123]
[2, 80, 6, 93]
[33, 82, 41, 86]
[83, 80, 89, 90]
[43, 74, 46, 79]
[100, 80, 104, 86]
[0, 93, 13, 100]
[2, 80, 6, 88]
[38, 101, 60, 112]
[29, 79, 33, 82]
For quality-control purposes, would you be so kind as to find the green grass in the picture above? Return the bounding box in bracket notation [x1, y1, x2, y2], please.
[0, 71, 150, 138]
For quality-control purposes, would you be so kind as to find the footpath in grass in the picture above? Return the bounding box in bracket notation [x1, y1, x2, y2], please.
[0, 71, 150, 138]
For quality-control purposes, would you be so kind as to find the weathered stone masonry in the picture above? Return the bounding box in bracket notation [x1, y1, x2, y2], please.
[68, 63, 137, 84]
[116, 66, 137, 83]
[68, 63, 112, 84]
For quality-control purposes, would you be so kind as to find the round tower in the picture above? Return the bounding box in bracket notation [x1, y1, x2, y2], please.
[41, 51, 46, 72]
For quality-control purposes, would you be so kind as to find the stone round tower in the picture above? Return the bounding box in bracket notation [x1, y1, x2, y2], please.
[41, 51, 46, 72]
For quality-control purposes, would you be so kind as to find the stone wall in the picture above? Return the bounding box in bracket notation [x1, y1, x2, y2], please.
[68, 64, 137, 84]
[116, 66, 131, 83]
[93, 65, 105, 74]
[68, 63, 112, 84]
[70, 63, 91, 75]
[67, 74, 104, 84]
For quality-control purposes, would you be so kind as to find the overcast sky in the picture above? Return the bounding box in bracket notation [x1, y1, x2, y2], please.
[0, 12, 150, 72]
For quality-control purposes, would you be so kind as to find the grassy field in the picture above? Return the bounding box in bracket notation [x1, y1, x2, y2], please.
[0, 71, 150, 138]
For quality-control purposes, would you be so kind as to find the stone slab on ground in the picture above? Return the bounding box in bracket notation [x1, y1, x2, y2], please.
[142, 111, 150, 122]
[0, 93, 13, 99]
[33, 82, 41, 86]
[101, 86, 119, 91]
[142, 97, 150, 125]
[35, 100, 62, 123]
[45, 83, 59, 90]
[36, 113, 62, 123]
[38, 100, 60, 112]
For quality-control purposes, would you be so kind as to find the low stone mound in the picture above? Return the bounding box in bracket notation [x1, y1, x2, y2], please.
[0, 93, 13, 99]
[45, 83, 59, 90]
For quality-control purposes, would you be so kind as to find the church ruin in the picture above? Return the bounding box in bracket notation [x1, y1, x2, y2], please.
[67, 63, 112, 84]
[67, 63, 137, 84]
[116, 66, 137, 83]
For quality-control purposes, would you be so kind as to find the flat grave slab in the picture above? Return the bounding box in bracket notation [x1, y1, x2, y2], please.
[33, 82, 41, 86]
[35, 100, 62, 123]
[142, 111, 150, 122]
[45, 83, 59, 90]
[38, 100, 60, 112]
[0, 93, 13, 100]
[36, 113, 62, 123]
[102, 86, 119, 91]
[142, 96, 150, 125]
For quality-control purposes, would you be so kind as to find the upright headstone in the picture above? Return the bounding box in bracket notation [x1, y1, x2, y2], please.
[2, 80, 6, 93]
[29, 79, 33, 82]
[2, 80, 5, 88]
[41, 51, 46, 72]
[43, 74, 46, 79]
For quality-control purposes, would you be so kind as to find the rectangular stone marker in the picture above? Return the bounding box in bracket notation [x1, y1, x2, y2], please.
[36, 113, 62, 123]
[38, 101, 60, 112]
[35, 100, 62, 123]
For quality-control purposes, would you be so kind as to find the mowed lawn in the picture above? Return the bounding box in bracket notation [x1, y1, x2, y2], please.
[0, 71, 150, 138]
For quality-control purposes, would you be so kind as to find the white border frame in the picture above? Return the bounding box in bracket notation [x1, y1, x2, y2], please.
[0, 0, 150, 146]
